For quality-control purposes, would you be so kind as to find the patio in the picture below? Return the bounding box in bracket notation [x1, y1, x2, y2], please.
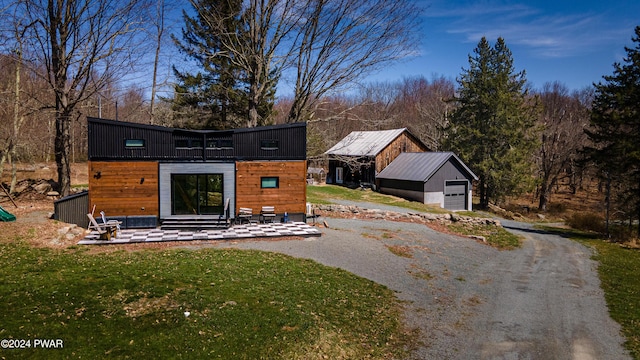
[78, 221, 322, 245]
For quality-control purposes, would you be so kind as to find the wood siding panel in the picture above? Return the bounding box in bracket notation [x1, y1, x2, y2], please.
[88, 161, 159, 216]
[236, 161, 306, 215]
[374, 133, 429, 174]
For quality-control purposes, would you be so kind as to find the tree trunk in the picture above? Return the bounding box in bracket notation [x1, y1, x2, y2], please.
[538, 176, 552, 212]
[55, 110, 72, 196]
[479, 177, 489, 209]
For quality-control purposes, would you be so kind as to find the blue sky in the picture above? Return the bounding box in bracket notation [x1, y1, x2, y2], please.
[373, 0, 640, 91]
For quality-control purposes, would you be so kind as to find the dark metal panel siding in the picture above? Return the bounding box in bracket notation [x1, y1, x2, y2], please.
[88, 119, 175, 160]
[378, 178, 424, 192]
[89, 118, 306, 161]
[234, 124, 307, 160]
[54, 191, 89, 228]
[424, 161, 470, 192]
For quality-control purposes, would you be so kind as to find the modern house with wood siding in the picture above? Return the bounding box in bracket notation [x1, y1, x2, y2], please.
[87, 117, 307, 227]
[324, 128, 429, 186]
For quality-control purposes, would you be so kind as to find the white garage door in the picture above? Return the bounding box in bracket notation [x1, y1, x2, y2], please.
[444, 181, 468, 210]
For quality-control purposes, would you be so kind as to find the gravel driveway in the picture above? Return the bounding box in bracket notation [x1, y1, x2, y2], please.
[195, 210, 630, 359]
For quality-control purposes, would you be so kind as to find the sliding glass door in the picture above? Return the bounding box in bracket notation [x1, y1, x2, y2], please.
[171, 174, 223, 215]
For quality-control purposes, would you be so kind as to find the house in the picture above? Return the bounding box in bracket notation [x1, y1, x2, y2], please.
[324, 128, 429, 186]
[87, 117, 307, 227]
[376, 152, 478, 211]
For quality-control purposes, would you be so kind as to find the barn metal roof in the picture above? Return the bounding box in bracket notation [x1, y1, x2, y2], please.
[377, 152, 478, 182]
[324, 128, 407, 156]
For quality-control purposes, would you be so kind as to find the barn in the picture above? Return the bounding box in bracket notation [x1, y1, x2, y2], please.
[376, 152, 478, 211]
[324, 128, 429, 186]
[86, 117, 307, 227]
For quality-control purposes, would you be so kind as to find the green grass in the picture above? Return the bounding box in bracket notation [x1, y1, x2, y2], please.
[307, 184, 448, 213]
[537, 225, 640, 359]
[0, 240, 410, 359]
[448, 223, 522, 249]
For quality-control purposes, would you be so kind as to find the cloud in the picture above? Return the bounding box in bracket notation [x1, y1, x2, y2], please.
[428, 1, 633, 59]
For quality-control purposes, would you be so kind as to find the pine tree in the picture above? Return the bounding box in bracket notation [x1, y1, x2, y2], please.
[587, 26, 640, 236]
[172, 0, 275, 129]
[445, 37, 539, 208]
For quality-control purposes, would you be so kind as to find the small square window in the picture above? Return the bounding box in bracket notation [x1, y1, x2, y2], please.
[261, 177, 279, 189]
[125, 139, 145, 148]
[260, 139, 279, 150]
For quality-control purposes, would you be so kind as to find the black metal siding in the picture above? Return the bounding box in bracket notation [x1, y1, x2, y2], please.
[88, 117, 306, 161]
[54, 191, 89, 228]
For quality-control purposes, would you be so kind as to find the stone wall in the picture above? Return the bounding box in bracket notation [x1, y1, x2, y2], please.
[314, 204, 501, 227]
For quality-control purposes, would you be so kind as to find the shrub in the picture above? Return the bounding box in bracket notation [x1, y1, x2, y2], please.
[566, 212, 606, 234]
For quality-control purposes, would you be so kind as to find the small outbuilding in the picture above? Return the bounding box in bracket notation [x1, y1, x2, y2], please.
[324, 128, 429, 186]
[376, 152, 478, 211]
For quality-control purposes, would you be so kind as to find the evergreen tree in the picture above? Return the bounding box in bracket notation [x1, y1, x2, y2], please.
[445, 37, 539, 208]
[587, 26, 640, 236]
[172, 0, 275, 129]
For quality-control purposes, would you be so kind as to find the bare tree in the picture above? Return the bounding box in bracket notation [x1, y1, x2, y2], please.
[14, 0, 151, 196]
[195, 0, 422, 126]
[392, 76, 455, 150]
[535, 82, 591, 211]
[195, 0, 304, 128]
[288, 0, 422, 123]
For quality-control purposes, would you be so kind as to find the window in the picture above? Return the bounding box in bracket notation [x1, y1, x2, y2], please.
[260, 139, 279, 150]
[175, 139, 189, 148]
[206, 139, 233, 149]
[261, 177, 279, 189]
[125, 139, 145, 148]
[191, 139, 203, 148]
[219, 139, 233, 148]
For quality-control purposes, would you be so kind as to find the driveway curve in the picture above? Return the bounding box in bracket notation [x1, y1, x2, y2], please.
[194, 213, 630, 359]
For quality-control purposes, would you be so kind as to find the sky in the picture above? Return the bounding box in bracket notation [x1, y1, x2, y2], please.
[371, 0, 640, 91]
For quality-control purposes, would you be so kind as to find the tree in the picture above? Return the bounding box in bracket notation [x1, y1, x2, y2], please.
[173, 0, 265, 129]
[535, 82, 591, 211]
[193, 0, 298, 128]
[194, 0, 421, 126]
[286, 0, 422, 123]
[14, 0, 150, 196]
[587, 25, 640, 237]
[391, 76, 454, 151]
[444, 37, 539, 208]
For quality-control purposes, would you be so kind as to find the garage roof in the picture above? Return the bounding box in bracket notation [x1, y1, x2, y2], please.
[324, 128, 407, 156]
[377, 152, 478, 182]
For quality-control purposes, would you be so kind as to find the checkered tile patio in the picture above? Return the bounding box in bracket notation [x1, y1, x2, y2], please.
[78, 222, 322, 245]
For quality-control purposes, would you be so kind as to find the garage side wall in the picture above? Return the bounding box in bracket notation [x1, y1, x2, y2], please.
[424, 161, 470, 192]
[236, 161, 307, 216]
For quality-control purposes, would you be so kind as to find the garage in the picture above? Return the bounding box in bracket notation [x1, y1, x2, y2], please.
[376, 152, 478, 211]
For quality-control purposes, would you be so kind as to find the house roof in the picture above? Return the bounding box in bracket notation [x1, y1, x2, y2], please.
[376, 152, 479, 182]
[324, 128, 408, 157]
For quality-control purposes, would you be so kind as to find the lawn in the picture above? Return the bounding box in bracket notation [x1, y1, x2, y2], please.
[307, 184, 448, 213]
[0, 238, 410, 359]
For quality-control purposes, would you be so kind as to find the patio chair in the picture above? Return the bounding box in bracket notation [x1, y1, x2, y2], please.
[236, 207, 254, 225]
[87, 213, 121, 240]
[305, 203, 320, 225]
[260, 206, 276, 223]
